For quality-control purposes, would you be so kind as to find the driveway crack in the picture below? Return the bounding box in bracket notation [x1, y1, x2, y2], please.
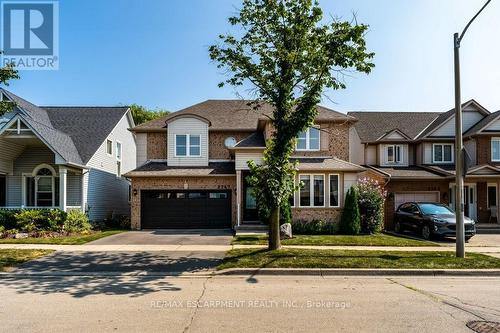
[182, 276, 211, 333]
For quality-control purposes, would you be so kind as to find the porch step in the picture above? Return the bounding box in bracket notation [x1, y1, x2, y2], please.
[476, 223, 500, 234]
[235, 223, 268, 235]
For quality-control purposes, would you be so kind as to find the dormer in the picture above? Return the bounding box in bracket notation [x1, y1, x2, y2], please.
[166, 114, 210, 166]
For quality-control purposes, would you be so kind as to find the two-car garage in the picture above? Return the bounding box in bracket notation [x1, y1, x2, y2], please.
[140, 190, 232, 229]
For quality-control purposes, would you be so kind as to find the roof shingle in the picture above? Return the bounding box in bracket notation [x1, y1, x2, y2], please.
[133, 100, 355, 132]
[347, 111, 440, 143]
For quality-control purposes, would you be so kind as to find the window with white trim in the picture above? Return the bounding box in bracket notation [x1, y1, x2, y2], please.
[296, 127, 320, 151]
[106, 139, 113, 155]
[386, 145, 402, 164]
[329, 174, 340, 207]
[116, 141, 122, 161]
[433, 143, 453, 163]
[491, 138, 500, 162]
[299, 174, 324, 207]
[175, 134, 201, 157]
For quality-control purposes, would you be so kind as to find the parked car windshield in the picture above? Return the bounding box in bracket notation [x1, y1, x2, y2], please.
[418, 203, 453, 215]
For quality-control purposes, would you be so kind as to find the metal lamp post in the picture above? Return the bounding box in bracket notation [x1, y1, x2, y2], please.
[454, 0, 492, 258]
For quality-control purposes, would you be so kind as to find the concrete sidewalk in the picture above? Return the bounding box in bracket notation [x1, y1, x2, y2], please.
[2, 243, 500, 255]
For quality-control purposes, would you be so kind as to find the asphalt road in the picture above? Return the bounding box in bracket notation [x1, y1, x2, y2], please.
[0, 275, 499, 332]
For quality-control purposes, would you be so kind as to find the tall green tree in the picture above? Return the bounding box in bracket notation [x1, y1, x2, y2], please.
[0, 54, 19, 116]
[210, 0, 374, 249]
[130, 104, 169, 125]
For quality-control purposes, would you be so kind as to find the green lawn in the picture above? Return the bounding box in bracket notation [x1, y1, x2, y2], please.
[219, 248, 500, 270]
[0, 249, 54, 272]
[232, 233, 437, 247]
[0, 229, 126, 245]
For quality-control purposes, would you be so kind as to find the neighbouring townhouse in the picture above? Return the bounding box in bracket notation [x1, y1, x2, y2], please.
[126, 98, 500, 230]
[349, 100, 500, 228]
[0, 89, 136, 221]
[126, 100, 365, 230]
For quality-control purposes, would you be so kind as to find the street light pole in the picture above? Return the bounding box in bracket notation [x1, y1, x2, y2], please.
[454, 0, 492, 258]
[454, 32, 465, 258]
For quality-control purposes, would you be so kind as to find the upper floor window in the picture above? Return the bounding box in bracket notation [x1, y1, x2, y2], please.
[491, 138, 500, 161]
[175, 134, 201, 157]
[296, 127, 320, 151]
[116, 141, 122, 161]
[433, 143, 453, 163]
[106, 139, 113, 155]
[386, 145, 402, 164]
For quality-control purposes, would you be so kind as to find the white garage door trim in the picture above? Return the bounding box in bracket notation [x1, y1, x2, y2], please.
[394, 191, 440, 211]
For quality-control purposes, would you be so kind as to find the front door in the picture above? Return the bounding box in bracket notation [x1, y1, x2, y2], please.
[450, 184, 477, 221]
[243, 186, 258, 221]
[0, 175, 5, 206]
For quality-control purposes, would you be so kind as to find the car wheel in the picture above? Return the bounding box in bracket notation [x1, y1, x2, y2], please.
[421, 224, 432, 240]
[394, 221, 403, 234]
[465, 236, 472, 243]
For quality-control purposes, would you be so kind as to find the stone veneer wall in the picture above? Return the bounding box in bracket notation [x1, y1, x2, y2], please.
[208, 131, 251, 160]
[292, 122, 350, 160]
[147, 132, 167, 160]
[130, 176, 237, 229]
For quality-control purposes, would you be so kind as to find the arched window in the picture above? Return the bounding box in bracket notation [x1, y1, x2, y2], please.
[35, 167, 54, 207]
[25, 164, 57, 207]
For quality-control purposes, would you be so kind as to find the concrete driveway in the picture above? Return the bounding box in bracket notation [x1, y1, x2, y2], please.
[87, 229, 234, 246]
[11, 230, 234, 276]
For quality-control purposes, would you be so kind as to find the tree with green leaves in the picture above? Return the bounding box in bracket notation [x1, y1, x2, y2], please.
[129, 104, 169, 125]
[0, 54, 19, 116]
[209, 0, 374, 249]
[339, 187, 361, 235]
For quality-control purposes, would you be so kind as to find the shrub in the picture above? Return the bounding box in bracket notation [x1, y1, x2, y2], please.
[13, 209, 67, 232]
[118, 215, 131, 229]
[64, 210, 91, 233]
[339, 187, 361, 235]
[291, 219, 336, 235]
[356, 178, 386, 234]
[45, 209, 67, 232]
[14, 209, 46, 232]
[0, 210, 18, 230]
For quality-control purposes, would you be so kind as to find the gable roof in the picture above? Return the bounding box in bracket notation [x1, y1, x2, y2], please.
[416, 99, 490, 139]
[233, 132, 266, 149]
[347, 111, 440, 143]
[44, 106, 130, 163]
[463, 110, 500, 137]
[132, 99, 355, 132]
[0, 89, 129, 166]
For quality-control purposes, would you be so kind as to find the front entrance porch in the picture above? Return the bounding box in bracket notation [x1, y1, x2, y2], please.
[0, 145, 87, 213]
[450, 180, 500, 224]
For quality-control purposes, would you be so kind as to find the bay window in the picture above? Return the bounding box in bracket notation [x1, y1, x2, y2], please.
[299, 174, 324, 207]
[433, 143, 453, 163]
[329, 174, 340, 207]
[386, 145, 402, 164]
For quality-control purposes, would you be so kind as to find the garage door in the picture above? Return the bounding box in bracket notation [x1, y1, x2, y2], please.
[141, 190, 232, 229]
[394, 192, 439, 211]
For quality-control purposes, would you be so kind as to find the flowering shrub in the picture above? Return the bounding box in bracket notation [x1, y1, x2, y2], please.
[355, 178, 387, 234]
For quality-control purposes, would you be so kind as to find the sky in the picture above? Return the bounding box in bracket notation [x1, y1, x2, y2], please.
[3, 0, 500, 113]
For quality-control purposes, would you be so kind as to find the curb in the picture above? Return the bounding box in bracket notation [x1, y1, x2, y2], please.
[216, 268, 500, 277]
[0, 271, 215, 278]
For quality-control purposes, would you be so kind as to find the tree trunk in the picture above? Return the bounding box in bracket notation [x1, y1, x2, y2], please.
[268, 206, 281, 250]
